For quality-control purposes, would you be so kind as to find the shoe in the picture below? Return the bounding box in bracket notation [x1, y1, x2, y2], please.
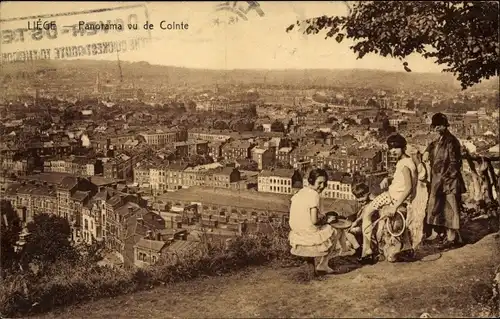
[353, 247, 362, 258]
[339, 248, 356, 257]
[315, 267, 335, 275]
[357, 254, 376, 265]
[439, 238, 463, 250]
[397, 249, 417, 262]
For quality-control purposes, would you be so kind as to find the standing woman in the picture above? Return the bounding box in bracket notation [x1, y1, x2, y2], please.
[289, 168, 343, 274]
[424, 113, 466, 247]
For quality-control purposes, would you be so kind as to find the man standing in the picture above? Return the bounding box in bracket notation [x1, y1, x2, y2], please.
[424, 113, 466, 247]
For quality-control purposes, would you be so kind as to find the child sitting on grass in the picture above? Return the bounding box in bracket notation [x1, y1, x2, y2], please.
[349, 182, 375, 235]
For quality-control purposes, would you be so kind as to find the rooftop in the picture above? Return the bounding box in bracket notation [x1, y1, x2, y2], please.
[259, 169, 296, 178]
[162, 240, 203, 254]
[157, 186, 291, 213]
[4, 183, 56, 197]
[18, 172, 73, 186]
[71, 190, 90, 202]
[134, 238, 167, 252]
[89, 176, 124, 186]
[174, 140, 208, 147]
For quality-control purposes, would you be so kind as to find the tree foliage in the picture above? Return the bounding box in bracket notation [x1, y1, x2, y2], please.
[270, 120, 285, 132]
[213, 120, 230, 130]
[230, 118, 255, 132]
[286, 1, 499, 89]
[21, 214, 79, 271]
[1, 200, 22, 272]
[238, 159, 259, 171]
[360, 117, 371, 125]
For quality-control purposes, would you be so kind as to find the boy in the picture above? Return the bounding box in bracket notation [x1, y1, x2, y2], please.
[349, 182, 374, 233]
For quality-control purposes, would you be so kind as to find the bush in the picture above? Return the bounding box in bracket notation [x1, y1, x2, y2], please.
[0, 229, 291, 317]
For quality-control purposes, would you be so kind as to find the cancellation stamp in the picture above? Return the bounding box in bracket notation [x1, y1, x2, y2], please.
[211, 1, 265, 27]
[0, 4, 153, 63]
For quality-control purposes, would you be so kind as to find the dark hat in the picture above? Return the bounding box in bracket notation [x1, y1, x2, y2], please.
[386, 133, 407, 149]
[431, 112, 449, 127]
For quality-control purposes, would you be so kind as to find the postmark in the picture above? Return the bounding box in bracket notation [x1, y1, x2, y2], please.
[0, 4, 152, 63]
[211, 1, 265, 27]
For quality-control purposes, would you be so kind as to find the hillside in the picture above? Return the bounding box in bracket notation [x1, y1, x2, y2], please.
[4, 59, 498, 92]
[33, 233, 499, 319]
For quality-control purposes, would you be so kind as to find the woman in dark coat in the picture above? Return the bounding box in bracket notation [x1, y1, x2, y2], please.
[424, 113, 466, 247]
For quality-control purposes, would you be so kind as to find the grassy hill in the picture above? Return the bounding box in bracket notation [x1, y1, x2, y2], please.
[4, 59, 498, 92]
[32, 233, 500, 319]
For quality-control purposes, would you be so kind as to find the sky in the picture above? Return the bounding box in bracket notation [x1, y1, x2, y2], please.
[0, 1, 444, 72]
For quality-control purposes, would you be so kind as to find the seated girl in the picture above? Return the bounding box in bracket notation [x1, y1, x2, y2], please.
[288, 168, 358, 275]
[357, 134, 417, 263]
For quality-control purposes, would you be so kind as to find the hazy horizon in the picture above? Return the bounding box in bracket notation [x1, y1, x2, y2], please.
[16, 59, 458, 76]
[1, 1, 448, 73]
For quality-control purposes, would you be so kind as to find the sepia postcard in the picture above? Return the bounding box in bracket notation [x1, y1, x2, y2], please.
[0, 1, 499, 318]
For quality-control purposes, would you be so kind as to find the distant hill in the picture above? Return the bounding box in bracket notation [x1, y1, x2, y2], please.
[2, 59, 498, 92]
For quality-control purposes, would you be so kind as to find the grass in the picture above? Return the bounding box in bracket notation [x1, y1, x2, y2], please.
[33, 233, 500, 319]
[0, 226, 293, 318]
[1, 215, 498, 318]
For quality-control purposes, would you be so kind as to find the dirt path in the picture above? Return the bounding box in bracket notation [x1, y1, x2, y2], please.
[33, 233, 499, 319]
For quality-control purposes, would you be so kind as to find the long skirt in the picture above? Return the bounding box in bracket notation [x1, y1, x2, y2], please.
[426, 193, 461, 230]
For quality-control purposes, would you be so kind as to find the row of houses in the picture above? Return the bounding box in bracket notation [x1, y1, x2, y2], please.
[257, 168, 360, 200]
[134, 157, 363, 201]
[0, 171, 197, 268]
[134, 162, 243, 194]
[1, 171, 359, 268]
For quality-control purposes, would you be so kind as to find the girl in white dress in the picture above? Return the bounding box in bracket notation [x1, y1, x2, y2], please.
[289, 168, 346, 274]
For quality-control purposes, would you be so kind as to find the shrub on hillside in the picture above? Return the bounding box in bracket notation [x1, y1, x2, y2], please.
[0, 201, 22, 273]
[0, 229, 291, 317]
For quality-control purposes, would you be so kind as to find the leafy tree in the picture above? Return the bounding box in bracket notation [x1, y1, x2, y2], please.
[276, 162, 293, 169]
[231, 119, 255, 132]
[366, 98, 379, 108]
[1, 201, 22, 272]
[312, 92, 329, 103]
[360, 117, 371, 125]
[375, 110, 388, 122]
[406, 98, 416, 110]
[238, 159, 259, 171]
[247, 104, 257, 117]
[342, 117, 357, 126]
[326, 116, 338, 124]
[76, 240, 106, 265]
[213, 120, 230, 130]
[186, 100, 197, 111]
[286, 1, 499, 89]
[271, 120, 285, 132]
[313, 131, 328, 140]
[186, 154, 213, 166]
[21, 214, 79, 272]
